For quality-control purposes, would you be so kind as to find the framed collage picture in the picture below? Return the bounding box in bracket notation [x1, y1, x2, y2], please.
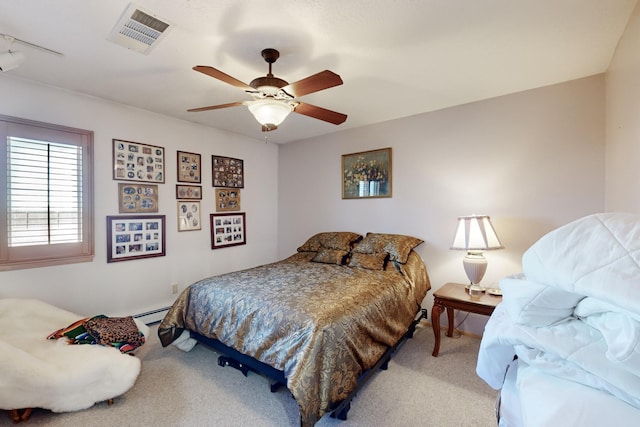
[177, 151, 201, 183]
[118, 183, 158, 213]
[106, 215, 166, 263]
[177, 201, 201, 231]
[112, 139, 165, 183]
[176, 184, 202, 200]
[215, 188, 240, 211]
[210, 212, 246, 249]
[212, 155, 244, 188]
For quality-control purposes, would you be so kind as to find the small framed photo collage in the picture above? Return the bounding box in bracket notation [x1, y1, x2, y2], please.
[211, 212, 246, 249]
[111, 139, 246, 257]
[212, 155, 244, 188]
[107, 215, 165, 263]
[118, 183, 158, 214]
[178, 200, 201, 231]
[113, 139, 165, 183]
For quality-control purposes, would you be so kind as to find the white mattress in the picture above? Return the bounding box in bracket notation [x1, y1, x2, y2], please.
[498, 358, 640, 427]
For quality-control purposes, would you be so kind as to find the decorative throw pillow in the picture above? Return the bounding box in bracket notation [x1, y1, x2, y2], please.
[348, 252, 389, 270]
[83, 316, 145, 351]
[297, 231, 363, 252]
[352, 232, 424, 263]
[311, 248, 349, 265]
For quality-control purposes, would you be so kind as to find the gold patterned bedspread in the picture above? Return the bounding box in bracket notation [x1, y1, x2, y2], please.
[158, 251, 430, 426]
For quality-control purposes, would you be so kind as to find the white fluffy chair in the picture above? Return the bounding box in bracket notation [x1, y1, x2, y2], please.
[0, 298, 148, 422]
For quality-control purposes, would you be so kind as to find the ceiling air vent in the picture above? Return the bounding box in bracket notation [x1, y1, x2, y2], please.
[107, 3, 173, 54]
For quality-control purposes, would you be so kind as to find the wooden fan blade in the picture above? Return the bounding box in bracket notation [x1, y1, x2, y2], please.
[193, 66, 254, 91]
[281, 70, 343, 98]
[187, 101, 246, 113]
[294, 102, 347, 125]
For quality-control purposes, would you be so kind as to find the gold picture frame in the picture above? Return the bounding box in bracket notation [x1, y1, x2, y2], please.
[118, 183, 159, 213]
[215, 188, 241, 211]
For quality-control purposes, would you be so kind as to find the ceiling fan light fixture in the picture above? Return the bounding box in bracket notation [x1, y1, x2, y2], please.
[188, 48, 347, 130]
[248, 98, 294, 128]
[0, 50, 25, 72]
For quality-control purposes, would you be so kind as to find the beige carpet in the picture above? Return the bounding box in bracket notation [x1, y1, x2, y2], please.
[3, 322, 498, 426]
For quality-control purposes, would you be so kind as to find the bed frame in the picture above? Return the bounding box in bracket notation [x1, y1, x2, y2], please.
[191, 307, 428, 423]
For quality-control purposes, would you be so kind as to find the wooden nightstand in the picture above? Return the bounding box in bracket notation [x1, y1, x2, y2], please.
[431, 282, 502, 357]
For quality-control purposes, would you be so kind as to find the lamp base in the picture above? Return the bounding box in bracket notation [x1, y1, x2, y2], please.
[463, 251, 488, 285]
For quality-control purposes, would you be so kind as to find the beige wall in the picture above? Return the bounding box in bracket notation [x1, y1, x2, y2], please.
[278, 75, 605, 334]
[0, 77, 279, 317]
[606, 1, 640, 213]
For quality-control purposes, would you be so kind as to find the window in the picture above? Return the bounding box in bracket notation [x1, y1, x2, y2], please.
[0, 115, 94, 270]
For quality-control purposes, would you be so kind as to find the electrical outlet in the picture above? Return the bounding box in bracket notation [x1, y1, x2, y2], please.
[171, 282, 179, 294]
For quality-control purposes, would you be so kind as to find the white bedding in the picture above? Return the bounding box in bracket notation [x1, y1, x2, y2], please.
[477, 213, 640, 425]
[499, 358, 640, 427]
[479, 304, 640, 409]
[522, 212, 640, 314]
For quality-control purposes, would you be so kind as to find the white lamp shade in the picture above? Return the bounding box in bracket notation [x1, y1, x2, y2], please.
[451, 215, 503, 251]
[247, 99, 293, 127]
[451, 215, 503, 285]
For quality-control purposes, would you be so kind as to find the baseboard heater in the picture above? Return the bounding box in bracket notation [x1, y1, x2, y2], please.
[133, 307, 170, 325]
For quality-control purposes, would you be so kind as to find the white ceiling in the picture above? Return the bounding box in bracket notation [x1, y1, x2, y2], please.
[1, 0, 637, 144]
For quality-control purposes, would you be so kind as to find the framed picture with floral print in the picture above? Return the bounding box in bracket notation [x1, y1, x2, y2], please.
[342, 147, 392, 199]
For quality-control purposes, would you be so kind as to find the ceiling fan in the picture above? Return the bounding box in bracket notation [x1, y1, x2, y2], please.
[188, 48, 347, 132]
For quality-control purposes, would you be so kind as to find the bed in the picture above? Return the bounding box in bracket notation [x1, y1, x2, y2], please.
[476, 212, 640, 426]
[158, 231, 430, 426]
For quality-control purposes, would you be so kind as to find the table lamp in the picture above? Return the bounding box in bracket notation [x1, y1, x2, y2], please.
[450, 215, 503, 287]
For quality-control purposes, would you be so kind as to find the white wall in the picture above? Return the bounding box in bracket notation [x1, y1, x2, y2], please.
[278, 75, 605, 335]
[606, 0, 640, 213]
[0, 77, 279, 317]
